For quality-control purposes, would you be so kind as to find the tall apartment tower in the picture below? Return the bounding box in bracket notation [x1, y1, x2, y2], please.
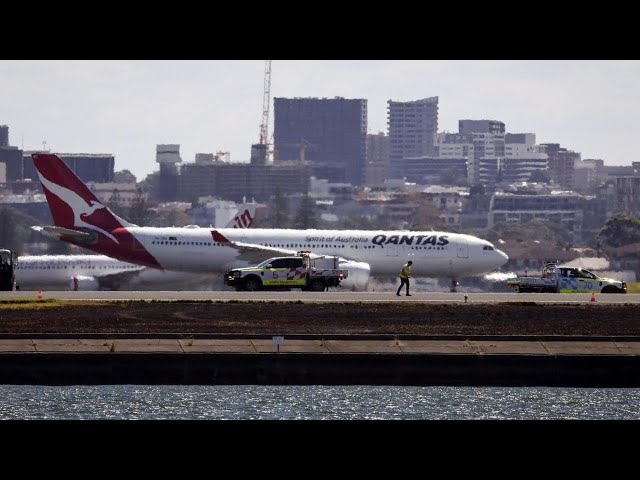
[540, 143, 580, 190]
[364, 132, 390, 185]
[0, 125, 8, 147]
[273, 97, 367, 185]
[444, 119, 505, 185]
[387, 97, 439, 179]
[0, 125, 24, 181]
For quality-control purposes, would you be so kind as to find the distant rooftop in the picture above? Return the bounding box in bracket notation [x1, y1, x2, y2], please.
[22, 151, 113, 157]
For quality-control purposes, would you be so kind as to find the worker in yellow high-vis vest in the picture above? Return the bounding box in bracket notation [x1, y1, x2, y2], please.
[396, 260, 413, 296]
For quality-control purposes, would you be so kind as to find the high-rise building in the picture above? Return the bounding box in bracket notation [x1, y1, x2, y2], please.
[540, 143, 580, 190]
[0, 125, 9, 147]
[435, 120, 507, 185]
[614, 176, 640, 217]
[176, 159, 310, 203]
[156, 144, 181, 202]
[274, 97, 367, 185]
[502, 133, 548, 183]
[459, 120, 505, 135]
[0, 125, 23, 181]
[364, 132, 389, 185]
[465, 122, 505, 186]
[387, 97, 439, 179]
[22, 152, 114, 183]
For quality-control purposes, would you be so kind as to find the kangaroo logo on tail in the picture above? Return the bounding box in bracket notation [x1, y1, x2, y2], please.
[32, 153, 126, 244]
[37, 174, 119, 243]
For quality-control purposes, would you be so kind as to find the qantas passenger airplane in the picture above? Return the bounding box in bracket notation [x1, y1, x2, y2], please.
[14, 254, 221, 291]
[19, 203, 256, 291]
[31, 153, 508, 291]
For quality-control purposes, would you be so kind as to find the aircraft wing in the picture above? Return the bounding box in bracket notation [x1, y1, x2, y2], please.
[212, 230, 351, 262]
[211, 230, 301, 263]
[93, 266, 147, 290]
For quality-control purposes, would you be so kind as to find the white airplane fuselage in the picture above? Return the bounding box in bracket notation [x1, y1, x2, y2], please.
[14, 255, 215, 290]
[15, 255, 143, 289]
[117, 227, 508, 278]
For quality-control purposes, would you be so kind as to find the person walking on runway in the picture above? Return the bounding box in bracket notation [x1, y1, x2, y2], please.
[396, 260, 413, 296]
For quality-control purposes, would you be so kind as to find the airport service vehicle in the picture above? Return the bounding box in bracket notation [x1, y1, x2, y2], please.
[507, 261, 627, 293]
[224, 252, 348, 291]
[31, 153, 508, 291]
[0, 249, 16, 291]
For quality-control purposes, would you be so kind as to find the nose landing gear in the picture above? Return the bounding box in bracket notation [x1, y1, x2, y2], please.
[450, 279, 459, 293]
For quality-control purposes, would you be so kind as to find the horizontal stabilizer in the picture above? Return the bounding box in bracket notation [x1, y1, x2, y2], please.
[32, 225, 96, 244]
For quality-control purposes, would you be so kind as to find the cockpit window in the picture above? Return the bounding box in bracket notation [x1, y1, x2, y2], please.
[482, 245, 494, 251]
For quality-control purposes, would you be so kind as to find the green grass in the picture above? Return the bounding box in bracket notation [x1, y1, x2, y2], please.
[627, 282, 640, 293]
[0, 298, 311, 310]
[0, 299, 76, 310]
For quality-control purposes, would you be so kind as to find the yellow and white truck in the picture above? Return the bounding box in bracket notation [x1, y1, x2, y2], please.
[224, 251, 348, 292]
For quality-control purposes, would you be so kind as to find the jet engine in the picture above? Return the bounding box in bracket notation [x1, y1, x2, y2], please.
[337, 259, 371, 291]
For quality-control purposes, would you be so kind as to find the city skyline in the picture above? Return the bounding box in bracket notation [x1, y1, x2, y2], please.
[1, 60, 638, 180]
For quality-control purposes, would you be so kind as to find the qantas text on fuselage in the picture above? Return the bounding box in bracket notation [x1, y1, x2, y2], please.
[31, 153, 508, 288]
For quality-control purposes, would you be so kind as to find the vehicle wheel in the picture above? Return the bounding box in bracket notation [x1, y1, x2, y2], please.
[310, 279, 325, 292]
[244, 276, 262, 292]
[601, 285, 616, 294]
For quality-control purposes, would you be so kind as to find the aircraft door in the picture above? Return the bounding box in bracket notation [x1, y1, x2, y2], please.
[457, 239, 469, 258]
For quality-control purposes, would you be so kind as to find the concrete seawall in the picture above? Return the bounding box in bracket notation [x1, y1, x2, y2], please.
[1, 337, 639, 386]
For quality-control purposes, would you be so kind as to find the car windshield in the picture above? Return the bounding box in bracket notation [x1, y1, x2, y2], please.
[255, 258, 277, 268]
[579, 269, 598, 279]
[0, 253, 10, 266]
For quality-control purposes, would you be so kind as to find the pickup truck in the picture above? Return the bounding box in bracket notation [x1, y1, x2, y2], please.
[224, 251, 348, 292]
[507, 261, 627, 293]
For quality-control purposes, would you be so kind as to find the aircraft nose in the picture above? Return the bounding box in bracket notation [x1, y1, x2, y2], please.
[496, 249, 509, 265]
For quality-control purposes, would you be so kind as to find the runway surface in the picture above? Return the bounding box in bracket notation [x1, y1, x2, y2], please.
[2, 291, 639, 303]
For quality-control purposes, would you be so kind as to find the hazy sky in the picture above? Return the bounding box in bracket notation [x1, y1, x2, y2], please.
[1, 60, 638, 180]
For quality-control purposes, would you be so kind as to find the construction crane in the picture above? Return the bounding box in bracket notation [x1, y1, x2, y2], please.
[260, 60, 272, 146]
[251, 60, 272, 165]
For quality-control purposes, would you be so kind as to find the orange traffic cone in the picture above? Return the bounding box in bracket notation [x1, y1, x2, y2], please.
[590, 291, 596, 303]
[37, 289, 43, 300]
